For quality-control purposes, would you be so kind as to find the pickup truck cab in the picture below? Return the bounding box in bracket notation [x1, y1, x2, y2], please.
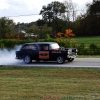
[16, 42, 78, 64]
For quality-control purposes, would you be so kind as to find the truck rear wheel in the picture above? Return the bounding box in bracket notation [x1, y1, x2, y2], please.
[23, 55, 32, 64]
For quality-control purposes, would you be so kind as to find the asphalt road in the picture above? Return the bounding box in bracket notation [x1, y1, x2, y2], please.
[1, 58, 100, 68]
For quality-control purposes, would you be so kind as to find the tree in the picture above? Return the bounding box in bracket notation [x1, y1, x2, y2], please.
[0, 17, 15, 39]
[84, 1, 100, 36]
[37, 24, 52, 38]
[63, 0, 77, 22]
[36, 19, 45, 26]
[40, 1, 66, 34]
[72, 1, 100, 36]
[40, 1, 66, 23]
[87, 1, 100, 17]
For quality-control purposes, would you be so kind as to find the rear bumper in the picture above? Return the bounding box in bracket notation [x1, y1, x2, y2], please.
[15, 57, 19, 59]
[15, 56, 22, 59]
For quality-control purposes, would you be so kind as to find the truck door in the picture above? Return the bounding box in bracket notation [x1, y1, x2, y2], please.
[38, 44, 49, 59]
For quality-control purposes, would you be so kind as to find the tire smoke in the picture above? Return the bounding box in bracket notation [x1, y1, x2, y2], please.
[0, 45, 21, 65]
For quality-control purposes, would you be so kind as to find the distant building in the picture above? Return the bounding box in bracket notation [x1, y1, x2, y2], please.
[25, 33, 38, 37]
[21, 30, 38, 37]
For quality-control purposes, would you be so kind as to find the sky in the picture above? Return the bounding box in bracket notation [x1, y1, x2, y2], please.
[0, 0, 93, 24]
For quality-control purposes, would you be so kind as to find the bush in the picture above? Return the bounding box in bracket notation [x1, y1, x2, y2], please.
[0, 38, 100, 55]
[77, 43, 100, 55]
[40, 34, 55, 42]
[0, 39, 34, 49]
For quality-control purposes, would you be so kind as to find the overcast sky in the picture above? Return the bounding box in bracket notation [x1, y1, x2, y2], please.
[0, 0, 92, 24]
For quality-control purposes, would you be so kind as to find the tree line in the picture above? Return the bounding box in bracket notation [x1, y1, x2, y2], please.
[0, 0, 100, 39]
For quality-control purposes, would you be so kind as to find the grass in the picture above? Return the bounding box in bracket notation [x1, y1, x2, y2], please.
[0, 67, 100, 100]
[42, 36, 100, 44]
[74, 36, 100, 44]
[77, 55, 100, 58]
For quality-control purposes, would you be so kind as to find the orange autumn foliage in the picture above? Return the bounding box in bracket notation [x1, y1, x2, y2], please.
[55, 29, 75, 38]
[64, 29, 75, 37]
[54, 32, 63, 38]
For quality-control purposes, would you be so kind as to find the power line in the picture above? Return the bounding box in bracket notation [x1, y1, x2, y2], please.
[6, 13, 40, 17]
[7, 9, 84, 16]
[5, 10, 84, 18]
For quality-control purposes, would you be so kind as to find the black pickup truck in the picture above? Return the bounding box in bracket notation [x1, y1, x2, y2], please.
[16, 42, 78, 64]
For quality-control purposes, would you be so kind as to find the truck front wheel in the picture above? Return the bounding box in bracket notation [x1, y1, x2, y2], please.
[57, 56, 65, 64]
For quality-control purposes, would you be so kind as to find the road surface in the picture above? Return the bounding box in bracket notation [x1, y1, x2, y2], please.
[1, 58, 100, 68]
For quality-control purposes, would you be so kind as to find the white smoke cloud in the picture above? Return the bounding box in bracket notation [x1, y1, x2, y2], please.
[0, 45, 21, 65]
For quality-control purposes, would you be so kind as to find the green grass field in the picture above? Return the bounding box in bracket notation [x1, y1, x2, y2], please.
[77, 55, 100, 58]
[74, 36, 100, 44]
[0, 67, 100, 100]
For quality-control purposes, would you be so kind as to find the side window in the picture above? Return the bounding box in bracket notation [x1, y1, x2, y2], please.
[25, 45, 30, 49]
[22, 44, 37, 50]
[49, 45, 52, 50]
[22, 45, 29, 49]
[40, 45, 49, 50]
[43, 46, 48, 50]
[29, 44, 37, 50]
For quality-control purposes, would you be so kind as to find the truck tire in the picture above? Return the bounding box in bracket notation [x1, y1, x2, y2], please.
[23, 55, 32, 64]
[57, 56, 65, 64]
